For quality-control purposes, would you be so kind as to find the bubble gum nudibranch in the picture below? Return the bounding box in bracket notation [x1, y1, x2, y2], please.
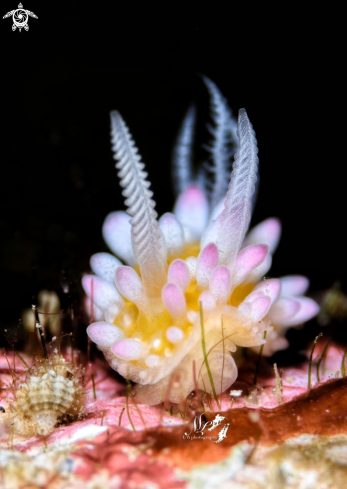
[83, 77, 319, 405]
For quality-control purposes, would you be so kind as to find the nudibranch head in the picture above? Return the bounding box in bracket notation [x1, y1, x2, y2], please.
[83, 78, 319, 405]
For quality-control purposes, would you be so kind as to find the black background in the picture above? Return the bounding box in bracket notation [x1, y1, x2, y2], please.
[0, 2, 344, 352]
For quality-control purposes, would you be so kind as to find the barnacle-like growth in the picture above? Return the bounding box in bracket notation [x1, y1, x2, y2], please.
[84, 78, 319, 405]
[2, 354, 85, 437]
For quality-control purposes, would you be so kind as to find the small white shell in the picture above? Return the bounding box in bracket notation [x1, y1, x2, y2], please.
[4, 354, 85, 437]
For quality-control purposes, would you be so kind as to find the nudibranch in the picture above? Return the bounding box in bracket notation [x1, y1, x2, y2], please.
[83, 78, 319, 405]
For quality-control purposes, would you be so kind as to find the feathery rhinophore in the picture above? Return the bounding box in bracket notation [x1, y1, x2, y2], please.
[110, 111, 167, 297]
[217, 108, 259, 271]
[171, 105, 196, 195]
[202, 76, 238, 210]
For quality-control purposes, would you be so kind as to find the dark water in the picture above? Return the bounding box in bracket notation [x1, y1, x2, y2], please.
[0, 3, 343, 356]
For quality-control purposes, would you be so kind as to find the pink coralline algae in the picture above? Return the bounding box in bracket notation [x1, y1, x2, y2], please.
[83, 77, 319, 405]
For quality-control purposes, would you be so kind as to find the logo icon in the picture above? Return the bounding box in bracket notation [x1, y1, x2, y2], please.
[3, 3, 38, 32]
[184, 413, 230, 443]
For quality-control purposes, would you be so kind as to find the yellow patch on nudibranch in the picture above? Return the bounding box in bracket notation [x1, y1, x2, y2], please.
[113, 299, 193, 365]
[111, 242, 201, 367]
[111, 241, 256, 369]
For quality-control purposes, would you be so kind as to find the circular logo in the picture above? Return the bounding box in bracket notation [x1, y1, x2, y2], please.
[13, 9, 28, 28]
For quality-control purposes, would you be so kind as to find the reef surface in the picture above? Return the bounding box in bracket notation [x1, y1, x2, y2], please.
[1, 343, 347, 488]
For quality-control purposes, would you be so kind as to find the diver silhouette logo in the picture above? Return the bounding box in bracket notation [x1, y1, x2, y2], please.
[183, 413, 230, 443]
[3, 3, 38, 32]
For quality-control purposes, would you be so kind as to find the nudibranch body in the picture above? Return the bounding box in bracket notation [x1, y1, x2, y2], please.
[84, 78, 319, 405]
